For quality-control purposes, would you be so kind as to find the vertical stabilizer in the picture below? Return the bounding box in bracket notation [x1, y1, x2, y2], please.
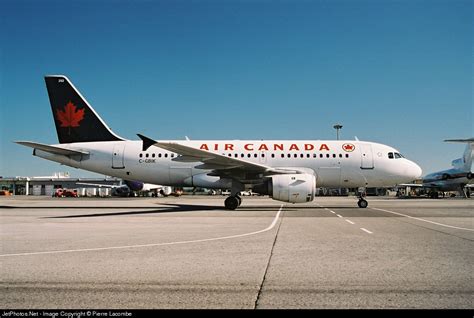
[445, 138, 474, 172]
[45, 75, 124, 144]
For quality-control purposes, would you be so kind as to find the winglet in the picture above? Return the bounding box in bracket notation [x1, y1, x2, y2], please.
[137, 133, 157, 151]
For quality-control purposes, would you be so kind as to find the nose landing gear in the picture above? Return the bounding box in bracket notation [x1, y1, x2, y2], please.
[357, 198, 368, 208]
[357, 187, 368, 208]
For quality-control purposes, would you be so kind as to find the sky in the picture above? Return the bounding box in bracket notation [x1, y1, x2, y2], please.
[0, 0, 472, 178]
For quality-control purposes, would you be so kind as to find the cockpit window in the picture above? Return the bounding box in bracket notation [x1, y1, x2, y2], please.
[389, 152, 404, 159]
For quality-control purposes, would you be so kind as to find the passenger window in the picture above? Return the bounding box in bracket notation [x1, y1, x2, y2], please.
[152, 153, 155, 158]
[158, 153, 162, 158]
[326, 154, 330, 158]
[145, 153, 149, 158]
[247, 154, 251, 158]
[339, 154, 343, 158]
[271, 154, 275, 158]
[294, 154, 298, 158]
[287, 154, 291, 158]
[345, 154, 349, 158]
[164, 153, 168, 158]
[332, 154, 336, 158]
[300, 154, 304, 158]
[139, 153, 143, 158]
[254, 153, 258, 158]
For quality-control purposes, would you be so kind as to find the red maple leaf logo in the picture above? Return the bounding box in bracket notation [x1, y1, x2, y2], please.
[342, 143, 355, 152]
[56, 101, 85, 127]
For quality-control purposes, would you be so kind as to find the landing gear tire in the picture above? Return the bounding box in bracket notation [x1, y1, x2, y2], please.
[236, 196, 242, 206]
[224, 196, 240, 210]
[357, 199, 368, 208]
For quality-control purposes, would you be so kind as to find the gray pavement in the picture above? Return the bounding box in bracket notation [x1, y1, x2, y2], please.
[0, 195, 472, 309]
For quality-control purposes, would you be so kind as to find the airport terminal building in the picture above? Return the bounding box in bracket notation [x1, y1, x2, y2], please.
[0, 172, 121, 196]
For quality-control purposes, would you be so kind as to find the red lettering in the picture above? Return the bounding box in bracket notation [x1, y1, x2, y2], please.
[274, 144, 284, 151]
[304, 144, 314, 151]
[225, 144, 234, 151]
[289, 144, 300, 151]
[200, 144, 209, 151]
[319, 144, 330, 151]
[214, 144, 219, 151]
[258, 144, 269, 151]
[244, 144, 254, 151]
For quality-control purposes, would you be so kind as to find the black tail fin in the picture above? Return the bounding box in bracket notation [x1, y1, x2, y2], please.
[45, 75, 124, 144]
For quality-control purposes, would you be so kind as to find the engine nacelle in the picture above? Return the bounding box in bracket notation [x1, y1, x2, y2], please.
[159, 186, 173, 196]
[253, 173, 316, 203]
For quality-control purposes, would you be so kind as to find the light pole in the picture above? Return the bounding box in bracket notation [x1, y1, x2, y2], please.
[333, 124, 343, 140]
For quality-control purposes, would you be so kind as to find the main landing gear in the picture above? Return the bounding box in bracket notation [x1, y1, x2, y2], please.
[224, 195, 242, 210]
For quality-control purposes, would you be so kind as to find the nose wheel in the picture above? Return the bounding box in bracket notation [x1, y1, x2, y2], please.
[357, 198, 368, 208]
[356, 187, 368, 208]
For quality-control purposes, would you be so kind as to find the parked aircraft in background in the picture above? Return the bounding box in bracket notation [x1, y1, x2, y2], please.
[402, 138, 473, 198]
[77, 180, 173, 197]
[16, 75, 422, 209]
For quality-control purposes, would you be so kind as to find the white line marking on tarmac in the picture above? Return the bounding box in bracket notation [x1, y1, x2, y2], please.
[371, 207, 474, 232]
[336, 214, 343, 218]
[0, 205, 285, 258]
[360, 228, 373, 234]
[345, 219, 355, 225]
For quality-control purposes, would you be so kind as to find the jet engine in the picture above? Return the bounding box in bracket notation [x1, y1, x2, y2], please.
[253, 173, 316, 203]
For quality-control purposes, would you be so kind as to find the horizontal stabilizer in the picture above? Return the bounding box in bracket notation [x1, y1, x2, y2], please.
[15, 141, 89, 156]
[444, 138, 474, 143]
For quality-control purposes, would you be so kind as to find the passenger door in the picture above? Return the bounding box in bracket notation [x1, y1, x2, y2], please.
[360, 144, 374, 169]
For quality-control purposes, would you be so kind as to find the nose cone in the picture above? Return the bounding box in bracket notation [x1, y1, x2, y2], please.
[406, 160, 423, 180]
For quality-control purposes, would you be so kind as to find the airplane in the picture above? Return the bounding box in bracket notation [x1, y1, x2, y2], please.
[15, 75, 422, 209]
[401, 139, 473, 198]
[76, 180, 174, 197]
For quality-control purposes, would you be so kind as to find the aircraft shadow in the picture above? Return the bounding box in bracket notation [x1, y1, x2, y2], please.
[41, 203, 365, 218]
[43, 204, 224, 218]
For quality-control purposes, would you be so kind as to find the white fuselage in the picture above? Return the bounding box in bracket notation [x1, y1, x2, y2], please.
[34, 140, 422, 189]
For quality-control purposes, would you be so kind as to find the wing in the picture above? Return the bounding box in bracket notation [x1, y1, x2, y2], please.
[137, 134, 309, 181]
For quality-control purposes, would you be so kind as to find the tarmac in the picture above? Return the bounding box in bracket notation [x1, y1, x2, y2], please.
[1, 195, 473, 309]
